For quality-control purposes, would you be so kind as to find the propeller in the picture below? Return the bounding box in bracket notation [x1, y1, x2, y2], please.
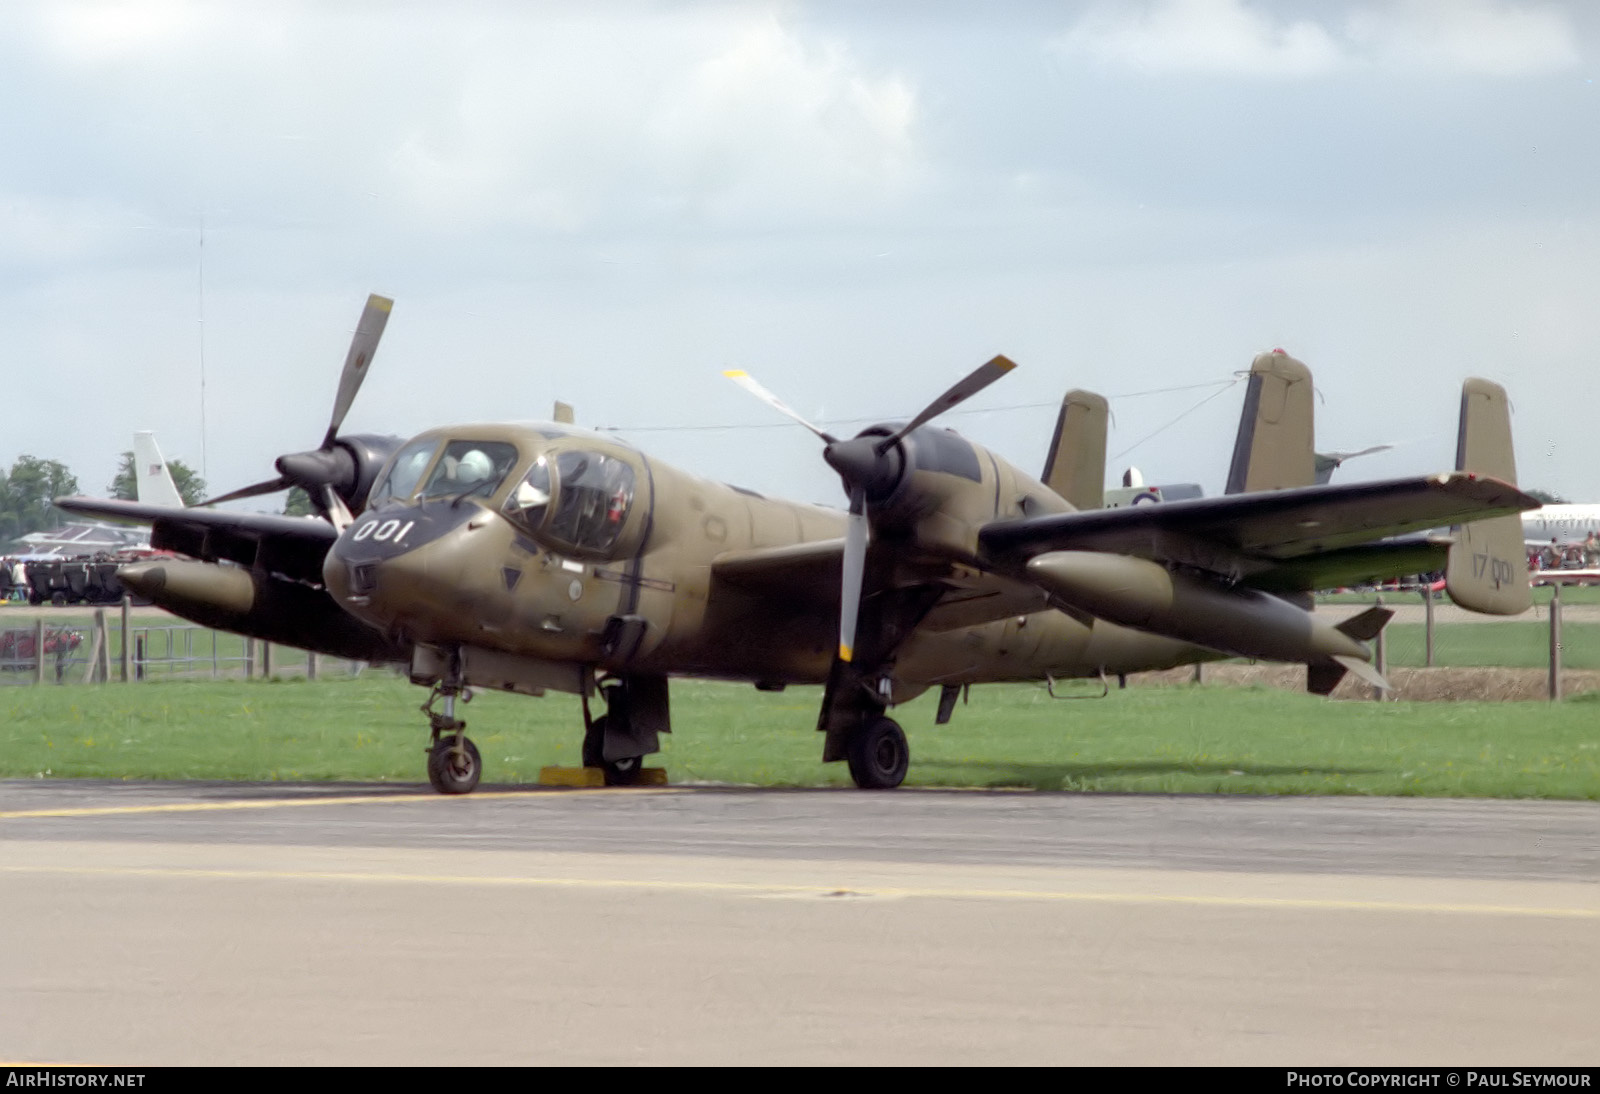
[1314, 444, 1394, 485]
[726, 354, 1016, 662]
[196, 294, 393, 514]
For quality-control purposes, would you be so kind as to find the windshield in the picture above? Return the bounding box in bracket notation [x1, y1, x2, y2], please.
[418, 441, 520, 502]
[368, 439, 439, 508]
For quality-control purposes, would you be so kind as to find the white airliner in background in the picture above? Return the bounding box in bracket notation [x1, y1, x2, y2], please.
[1524, 504, 1600, 546]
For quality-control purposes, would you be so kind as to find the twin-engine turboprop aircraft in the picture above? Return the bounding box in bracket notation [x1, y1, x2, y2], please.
[57, 295, 1538, 793]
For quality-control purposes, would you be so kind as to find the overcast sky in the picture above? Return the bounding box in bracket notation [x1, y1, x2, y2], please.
[5, 0, 1597, 512]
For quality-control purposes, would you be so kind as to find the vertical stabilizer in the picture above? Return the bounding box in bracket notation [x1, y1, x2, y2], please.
[1041, 389, 1107, 510]
[1445, 379, 1529, 615]
[1225, 350, 1315, 494]
[132, 431, 185, 508]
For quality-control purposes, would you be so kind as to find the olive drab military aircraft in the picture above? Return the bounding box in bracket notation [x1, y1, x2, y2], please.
[57, 295, 1540, 794]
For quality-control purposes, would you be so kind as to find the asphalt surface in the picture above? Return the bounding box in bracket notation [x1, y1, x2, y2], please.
[2, 781, 1597, 1065]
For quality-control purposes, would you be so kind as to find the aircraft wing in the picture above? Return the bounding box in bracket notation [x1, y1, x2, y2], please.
[54, 496, 335, 585]
[710, 538, 1049, 630]
[979, 473, 1538, 589]
[710, 538, 844, 604]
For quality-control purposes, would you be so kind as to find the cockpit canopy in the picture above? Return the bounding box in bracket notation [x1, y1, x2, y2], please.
[503, 449, 635, 554]
[367, 434, 639, 557]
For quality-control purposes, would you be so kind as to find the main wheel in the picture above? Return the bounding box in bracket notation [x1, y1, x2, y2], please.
[583, 714, 646, 786]
[427, 736, 481, 795]
[601, 754, 644, 787]
[846, 716, 909, 789]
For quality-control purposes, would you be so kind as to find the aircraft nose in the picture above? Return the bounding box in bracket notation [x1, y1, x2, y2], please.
[325, 504, 474, 602]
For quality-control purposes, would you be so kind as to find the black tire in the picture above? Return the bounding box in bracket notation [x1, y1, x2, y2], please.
[602, 754, 644, 787]
[581, 714, 607, 769]
[583, 714, 645, 785]
[846, 716, 909, 790]
[50, 592, 66, 607]
[427, 736, 482, 795]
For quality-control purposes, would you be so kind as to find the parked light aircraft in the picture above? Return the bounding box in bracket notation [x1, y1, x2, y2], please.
[57, 295, 1538, 793]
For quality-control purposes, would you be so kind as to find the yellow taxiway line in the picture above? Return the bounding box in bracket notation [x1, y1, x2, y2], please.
[0, 786, 684, 820]
[2, 860, 1595, 919]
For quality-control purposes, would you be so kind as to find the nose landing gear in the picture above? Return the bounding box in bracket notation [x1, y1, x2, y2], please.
[422, 681, 480, 795]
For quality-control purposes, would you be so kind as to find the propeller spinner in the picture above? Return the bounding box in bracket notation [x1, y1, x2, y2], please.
[197, 294, 394, 525]
[726, 355, 1016, 662]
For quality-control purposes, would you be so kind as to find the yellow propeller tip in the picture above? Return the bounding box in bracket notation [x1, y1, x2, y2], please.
[722, 369, 748, 379]
[838, 645, 854, 662]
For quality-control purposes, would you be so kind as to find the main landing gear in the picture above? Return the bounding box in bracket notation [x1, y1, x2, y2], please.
[422, 682, 480, 795]
[845, 714, 909, 790]
[580, 675, 668, 786]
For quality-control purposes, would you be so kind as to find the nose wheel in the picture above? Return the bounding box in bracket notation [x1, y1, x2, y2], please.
[422, 679, 480, 795]
[428, 735, 481, 795]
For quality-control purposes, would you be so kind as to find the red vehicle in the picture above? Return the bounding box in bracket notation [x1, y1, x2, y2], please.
[0, 627, 83, 680]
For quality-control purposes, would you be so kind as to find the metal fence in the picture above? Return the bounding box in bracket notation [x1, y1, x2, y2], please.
[0, 603, 366, 686]
[1320, 580, 1599, 699]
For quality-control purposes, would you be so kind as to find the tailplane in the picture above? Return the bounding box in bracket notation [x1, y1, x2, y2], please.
[1225, 350, 1315, 494]
[1444, 379, 1530, 615]
[1041, 389, 1108, 511]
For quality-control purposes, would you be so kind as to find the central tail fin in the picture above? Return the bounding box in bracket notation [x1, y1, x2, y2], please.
[1444, 379, 1530, 616]
[1041, 389, 1108, 511]
[1226, 350, 1315, 494]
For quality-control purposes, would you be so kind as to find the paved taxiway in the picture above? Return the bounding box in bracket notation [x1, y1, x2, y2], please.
[2, 782, 1596, 1065]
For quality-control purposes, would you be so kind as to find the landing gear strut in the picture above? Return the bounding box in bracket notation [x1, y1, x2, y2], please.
[581, 674, 668, 786]
[422, 681, 480, 795]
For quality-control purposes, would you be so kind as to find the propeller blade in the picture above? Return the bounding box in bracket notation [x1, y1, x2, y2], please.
[723, 369, 838, 443]
[878, 354, 1017, 453]
[323, 485, 354, 533]
[553, 401, 575, 424]
[195, 475, 290, 507]
[1324, 444, 1395, 463]
[323, 293, 394, 447]
[838, 485, 869, 663]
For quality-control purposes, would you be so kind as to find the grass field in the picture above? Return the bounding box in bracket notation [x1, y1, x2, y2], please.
[2, 674, 1596, 799]
[1384, 621, 1600, 669]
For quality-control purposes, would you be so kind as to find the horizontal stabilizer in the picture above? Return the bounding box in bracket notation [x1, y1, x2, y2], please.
[1335, 606, 1393, 643]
